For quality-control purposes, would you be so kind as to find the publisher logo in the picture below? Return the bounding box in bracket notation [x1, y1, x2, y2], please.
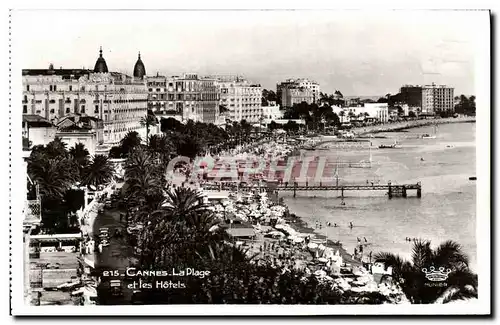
[421, 266, 451, 282]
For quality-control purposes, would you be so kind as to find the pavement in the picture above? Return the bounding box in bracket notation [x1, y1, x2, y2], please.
[93, 207, 135, 305]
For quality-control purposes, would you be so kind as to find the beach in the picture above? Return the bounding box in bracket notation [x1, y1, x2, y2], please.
[283, 121, 477, 270]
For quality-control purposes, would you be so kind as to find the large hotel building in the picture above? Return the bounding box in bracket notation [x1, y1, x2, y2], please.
[217, 76, 262, 123]
[22, 48, 149, 147]
[399, 83, 454, 114]
[277, 78, 320, 108]
[147, 73, 221, 124]
[421, 83, 454, 114]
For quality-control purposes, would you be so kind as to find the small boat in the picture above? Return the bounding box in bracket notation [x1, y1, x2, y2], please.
[469, 176, 477, 180]
[422, 125, 438, 139]
[379, 141, 401, 149]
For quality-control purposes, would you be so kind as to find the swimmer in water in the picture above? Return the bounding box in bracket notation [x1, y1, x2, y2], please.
[334, 223, 338, 227]
[349, 222, 353, 228]
[364, 237, 367, 243]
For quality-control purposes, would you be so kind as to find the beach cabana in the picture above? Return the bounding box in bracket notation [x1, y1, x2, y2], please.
[225, 227, 256, 240]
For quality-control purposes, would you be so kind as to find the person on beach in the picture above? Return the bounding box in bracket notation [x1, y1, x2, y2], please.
[334, 223, 338, 227]
[364, 237, 367, 243]
[349, 222, 353, 229]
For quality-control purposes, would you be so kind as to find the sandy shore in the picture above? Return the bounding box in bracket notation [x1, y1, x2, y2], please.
[284, 212, 362, 266]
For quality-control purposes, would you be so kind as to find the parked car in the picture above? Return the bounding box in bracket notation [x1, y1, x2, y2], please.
[109, 280, 123, 297]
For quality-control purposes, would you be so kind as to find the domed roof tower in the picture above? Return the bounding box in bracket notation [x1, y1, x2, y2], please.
[94, 47, 109, 73]
[133, 52, 146, 79]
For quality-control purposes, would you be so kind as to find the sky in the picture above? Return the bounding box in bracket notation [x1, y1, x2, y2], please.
[13, 10, 487, 96]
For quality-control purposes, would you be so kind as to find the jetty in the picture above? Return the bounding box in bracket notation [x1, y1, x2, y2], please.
[203, 181, 422, 199]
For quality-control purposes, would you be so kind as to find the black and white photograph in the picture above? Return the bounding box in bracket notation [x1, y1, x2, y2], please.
[9, 8, 491, 316]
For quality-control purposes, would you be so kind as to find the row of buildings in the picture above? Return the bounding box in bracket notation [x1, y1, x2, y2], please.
[21, 48, 455, 154]
[399, 83, 455, 114]
[21, 49, 272, 154]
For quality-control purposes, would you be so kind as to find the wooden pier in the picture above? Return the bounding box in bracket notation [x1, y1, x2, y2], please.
[203, 181, 422, 199]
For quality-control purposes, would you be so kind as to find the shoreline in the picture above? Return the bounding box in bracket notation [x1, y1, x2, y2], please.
[279, 116, 475, 266]
[284, 210, 362, 267]
[353, 116, 475, 136]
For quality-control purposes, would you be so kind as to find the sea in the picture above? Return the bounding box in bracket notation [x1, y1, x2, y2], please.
[282, 122, 477, 270]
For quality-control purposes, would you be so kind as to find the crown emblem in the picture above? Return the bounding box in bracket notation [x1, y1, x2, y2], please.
[421, 266, 452, 282]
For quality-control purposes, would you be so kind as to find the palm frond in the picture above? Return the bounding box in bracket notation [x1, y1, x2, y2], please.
[411, 239, 432, 270]
[433, 240, 469, 268]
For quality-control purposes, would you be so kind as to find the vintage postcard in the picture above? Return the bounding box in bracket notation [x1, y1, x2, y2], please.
[9, 9, 490, 315]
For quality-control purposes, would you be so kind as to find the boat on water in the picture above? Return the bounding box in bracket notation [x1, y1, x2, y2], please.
[422, 125, 438, 139]
[379, 141, 401, 149]
[469, 176, 477, 180]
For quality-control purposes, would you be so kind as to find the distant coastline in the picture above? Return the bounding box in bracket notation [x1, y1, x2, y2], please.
[354, 116, 476, 136]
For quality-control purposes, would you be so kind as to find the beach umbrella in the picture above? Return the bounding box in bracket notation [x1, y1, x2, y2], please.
[314, 270, 327, 277]
[318, 257, 328, 263]
[293, 237, 304, 243]
[307, 243, 318, 250]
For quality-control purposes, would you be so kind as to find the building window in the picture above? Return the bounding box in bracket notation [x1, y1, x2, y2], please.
[49, 99, 56, 104]
[69, 85, 72, 91]
[95, 105, 99, 113]
[66, 107, 70, 113]
[23, 105, 27, 114]
[50, 109, 55, 114]
[26, 85, 30, 91]
[54, 85, 57, 91]
[81, 105, 85, 113]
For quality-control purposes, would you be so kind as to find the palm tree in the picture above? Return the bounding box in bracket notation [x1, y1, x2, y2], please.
[69, 143, 90, 165]
[162, 187, 208, 222]
[81, 155, 114, 188]
[27, 155, 78, 199]
[140, 111, 159, 146]
[374, 239, 477, 304]
[44, 137, 69, 159]
[148, 134, 174, 162]
[69, 143, 90, 179]
[120, 131, 142, 156]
